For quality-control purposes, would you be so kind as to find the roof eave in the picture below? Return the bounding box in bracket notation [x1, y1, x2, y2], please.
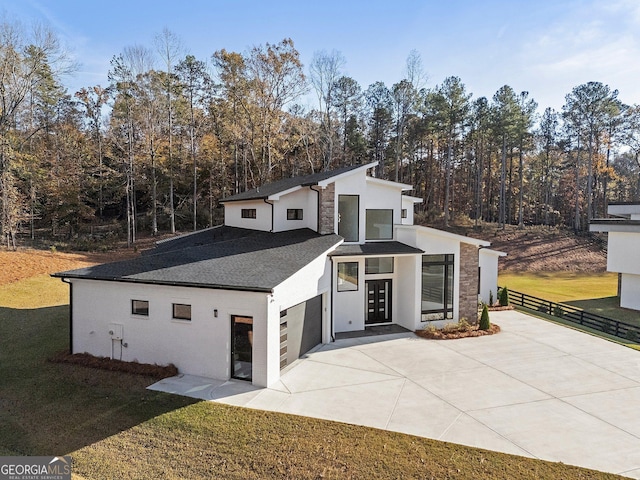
[51, 274, 274, 293]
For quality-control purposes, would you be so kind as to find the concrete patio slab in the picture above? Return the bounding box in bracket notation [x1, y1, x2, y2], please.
[148, 310, 640, 477]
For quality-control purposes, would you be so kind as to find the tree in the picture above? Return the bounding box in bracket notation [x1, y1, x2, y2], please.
[176, 54, 209, 231]
[75, 86, 109, 218]
[491, 86, 520, 228]
[154, 28, 183, 234]
[331, 76, 362, 165]
[364, 82, 393, 177]
[562, 82, 619, 224]
[427, 76, 471, 226]
[515, 91, 537, 228]
[0, 19, 73, 247]
[309, 50, 344, 170]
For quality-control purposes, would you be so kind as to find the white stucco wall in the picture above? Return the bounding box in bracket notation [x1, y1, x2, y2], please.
[401, 197, 419, 225]
[395, 255, 419, 331]
[620, 273, 640, 310]
[332, 256, 365, 332]
[607, 232, 640, 276]
[272, 187, 318, 232]
[68, 279, 270, 386]
[224, 200, 273, 231]
[479, 249, 503, 304]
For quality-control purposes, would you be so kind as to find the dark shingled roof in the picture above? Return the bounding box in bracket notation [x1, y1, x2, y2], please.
[220, 164, 368, 202]
[53, 227, 342, 292]
[330, 241, 424, 257]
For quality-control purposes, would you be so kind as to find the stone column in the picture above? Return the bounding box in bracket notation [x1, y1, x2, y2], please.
[317, 183, 335, 235]
[459, 243, 480, 323]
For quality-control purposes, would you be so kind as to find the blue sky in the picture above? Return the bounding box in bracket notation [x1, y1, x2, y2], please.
[2, 0, 640, 113]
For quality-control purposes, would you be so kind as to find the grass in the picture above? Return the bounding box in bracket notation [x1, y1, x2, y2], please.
[0, 275, 627, 479]
[500, 271, 640, 327]
[498, 271, 618, 303]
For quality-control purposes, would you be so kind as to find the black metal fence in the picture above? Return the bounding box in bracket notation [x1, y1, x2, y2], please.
[502, 288, 640, 343]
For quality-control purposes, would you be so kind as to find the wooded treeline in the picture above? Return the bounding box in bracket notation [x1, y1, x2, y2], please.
[1, 21, 639, 248]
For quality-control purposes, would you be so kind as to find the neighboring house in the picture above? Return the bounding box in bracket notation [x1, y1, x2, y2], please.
[54, 162, 503, 387]
[590, 202, 640, 311]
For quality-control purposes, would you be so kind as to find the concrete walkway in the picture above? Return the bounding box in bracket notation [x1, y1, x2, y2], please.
[149, 310, 640, 478]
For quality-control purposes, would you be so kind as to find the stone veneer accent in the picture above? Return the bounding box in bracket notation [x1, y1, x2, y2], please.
[317, 183, 335, 235]
[458, 243, 480, 323]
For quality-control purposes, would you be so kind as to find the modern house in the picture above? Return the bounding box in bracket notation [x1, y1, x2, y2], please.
[54, 162, 502, 387]
[591, 202, 640, 311]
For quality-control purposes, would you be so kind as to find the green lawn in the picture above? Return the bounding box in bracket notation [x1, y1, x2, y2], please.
[498, 271, 618, 303]
[0, 275, 626, 479]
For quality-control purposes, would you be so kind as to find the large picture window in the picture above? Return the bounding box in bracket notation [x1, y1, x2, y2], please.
[366, 209, 393, 240]
[421, 254, 454, 321]
[337, 262, 358, 291]
[338, 195, 359, 242]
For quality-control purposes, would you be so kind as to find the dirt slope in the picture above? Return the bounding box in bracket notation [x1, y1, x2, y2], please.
[0, 249, 136, 286]
[473, 226, 608, 273]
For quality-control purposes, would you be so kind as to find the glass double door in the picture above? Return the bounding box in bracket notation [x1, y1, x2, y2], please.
[365, 279, 392, 325]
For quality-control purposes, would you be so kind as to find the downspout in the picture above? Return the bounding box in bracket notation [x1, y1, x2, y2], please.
[61, 278, 73, 354]
[310, 185, 321, 233]
[330, 259, 335, 342]
[263, 198, 274, 232]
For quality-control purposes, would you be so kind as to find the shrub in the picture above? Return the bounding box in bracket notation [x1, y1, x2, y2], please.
[626, 329, 639, 343]
[537, 304, 549, 314]
[489, 290, 494, 306]
[479, 304, 491, 331]
[553, 305, 564, 318]
[499, 286, 510, 307]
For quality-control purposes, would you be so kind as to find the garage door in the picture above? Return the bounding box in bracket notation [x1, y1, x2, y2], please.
[280, 294, 322, 369]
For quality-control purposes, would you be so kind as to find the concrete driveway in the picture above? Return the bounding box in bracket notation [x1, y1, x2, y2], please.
[149, 310, 640, 478]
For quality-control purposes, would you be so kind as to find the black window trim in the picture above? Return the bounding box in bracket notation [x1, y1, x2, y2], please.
[241, 208, 257, 219]
[172, 303, 192, 321]
[337, 261, 359, 292]
[287, 208, 303, 220]
[365, 208, 394, 240]
[131, 299, 149, 316]
[421, 253, 455, 319]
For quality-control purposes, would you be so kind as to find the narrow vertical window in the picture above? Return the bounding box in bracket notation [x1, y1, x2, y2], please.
[338, 195, 359, 242]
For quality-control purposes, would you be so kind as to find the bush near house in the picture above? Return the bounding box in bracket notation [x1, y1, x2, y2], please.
[499, 286, 510, 306]
[479, 304, 491, 331]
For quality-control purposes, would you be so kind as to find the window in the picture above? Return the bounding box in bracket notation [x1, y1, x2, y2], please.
[337, 262, 358, 291]
[365, 257, 394, 274]
[366, 209, 393, 240]
[287, 208, 303, 220]
[401, 208, 408, 219]
[131, 300, 149, 316]
[338, 195, 359, 242]
[421, 254, 454, 321]
[173, 303, 192, 320]
[241, 208, 256, 219]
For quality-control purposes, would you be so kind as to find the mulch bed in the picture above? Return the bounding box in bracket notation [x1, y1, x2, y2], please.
[50, 351, 178, 379]
[415, 324, 501, 340]
[487, 305, 515, 311]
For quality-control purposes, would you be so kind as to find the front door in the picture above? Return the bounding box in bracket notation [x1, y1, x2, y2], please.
[231, 315, 253, 381]
[365, 279, 392, 324]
